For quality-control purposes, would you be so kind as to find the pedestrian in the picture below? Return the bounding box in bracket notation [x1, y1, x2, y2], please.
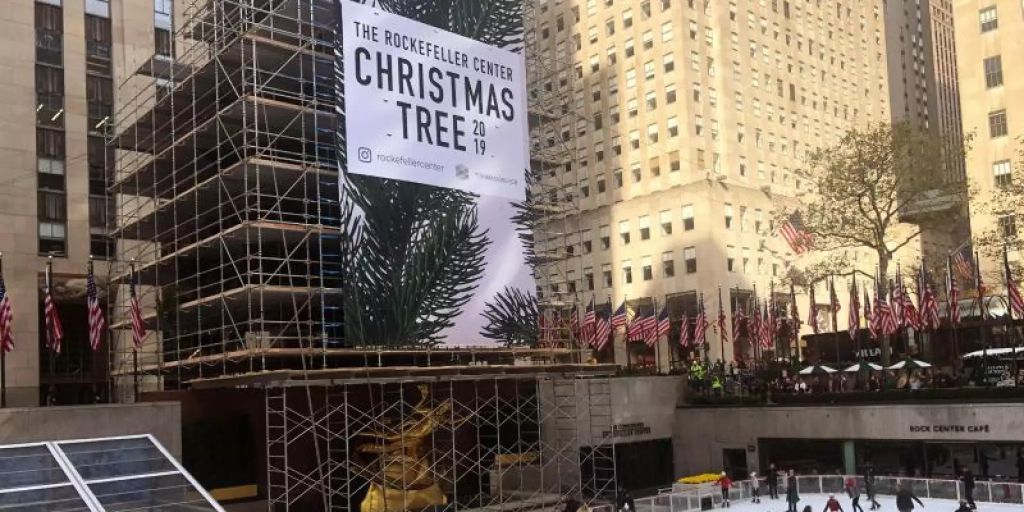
[786, 478, 800, 512]
[845, 476, 864, 512]
[750, 471, 761, 503]
[617, 489, 635, 512]
[960, 468, 975, 509]
[864, 468, 880, 510]
[823, 495, 844, 512]
[767, 463, 780, 499]
[718, 471, 733, 507]
[895, 483, 924, 512]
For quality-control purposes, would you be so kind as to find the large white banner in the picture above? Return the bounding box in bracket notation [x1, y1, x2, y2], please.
[341, 1, 528, 201]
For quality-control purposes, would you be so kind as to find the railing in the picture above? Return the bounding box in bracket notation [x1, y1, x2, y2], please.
[635, 475, 1024, 512]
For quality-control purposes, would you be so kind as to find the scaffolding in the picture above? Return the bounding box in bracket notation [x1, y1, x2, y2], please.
[523, 0, 585, 348]
[259, 369, 617, 512]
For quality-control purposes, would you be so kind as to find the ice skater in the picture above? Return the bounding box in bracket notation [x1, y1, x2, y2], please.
[767, 463, 780, 499]
[749, 471, 760, 503]
[718, 471, 733, 507]
[895, 483, 924, 512]
[786, 478, 800, 512]
[960, 468, 976, 509]
[844, 476, 864, 512]
[864, 468, 881, 510]
[823, 495, 844, 512]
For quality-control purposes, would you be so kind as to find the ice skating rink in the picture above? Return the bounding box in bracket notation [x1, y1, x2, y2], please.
[707, 494, 1019, 512]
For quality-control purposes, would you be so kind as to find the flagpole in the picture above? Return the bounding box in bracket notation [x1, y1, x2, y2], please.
[0, 252, 5, 409]
[947, 256, 962, 379]
[752, 285, 759, 369]
[45, 255, 55, 406]
[831, 275, 840, 365]
[131, 260, 139, 401]
[654, 297, 661, 372]
[1003, 246, 1019, 386]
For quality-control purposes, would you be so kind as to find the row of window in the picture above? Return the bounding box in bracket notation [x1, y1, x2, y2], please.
[549, 244, 785, 295]
[34, 1, 115, 258]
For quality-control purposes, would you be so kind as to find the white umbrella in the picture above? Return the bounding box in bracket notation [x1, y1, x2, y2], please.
[798, 364, 837, 375]
[886, 358, 932, 370]
[843, 362, 883, 372]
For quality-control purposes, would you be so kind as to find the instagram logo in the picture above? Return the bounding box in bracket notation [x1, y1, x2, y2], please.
[357, 147, 372, 163]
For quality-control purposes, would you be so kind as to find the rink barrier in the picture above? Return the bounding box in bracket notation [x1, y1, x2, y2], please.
[633, 475, 1024, 512]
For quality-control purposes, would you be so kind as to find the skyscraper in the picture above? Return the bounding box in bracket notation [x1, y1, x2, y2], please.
[530, 0, 897, 364]
[954, 0, 1023, 275]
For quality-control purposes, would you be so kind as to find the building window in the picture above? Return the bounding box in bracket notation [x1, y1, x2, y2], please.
[650, 156, 661, 176]
[682, 205, 694, 231]
[670, 151, 681, 172]
[642, 256, 653, 281]
[622, 261, 633, 285]
[619, 220, 631, 245]
[639, 215, 651, 240]
[684, 247, 697, 274]
[85, 15, 112, 75]
[580, 178, 590, 198]
[984, 56, 1003, 88]
[600, 225, 611, 249]
[662, 252, 675, 277]
[614, 169, 623, 188]
[724, 204, 733, 229]
[994, 160, 1012, 188]
[989, 110, 1008, 138]
[602, 264, 613, 288]
[86, 75, 113, 132]
[666, 83, 677, 104]
[35, 65, 64, 127]
[596, 174, 606, 193]
[35, 3, 63, 66]
[979, 6, 998, 32]
[663, 53, 675, 72]
[585, 268, 595, 291]
[999, 215, 1017, 238]
[660, 210, 672, 235]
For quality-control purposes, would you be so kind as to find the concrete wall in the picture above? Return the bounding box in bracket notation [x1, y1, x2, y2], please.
[0, 401, 182, 456]
[674, 403, 1024, 477]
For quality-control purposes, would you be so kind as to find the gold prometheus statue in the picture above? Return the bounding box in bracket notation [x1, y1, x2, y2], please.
[358, 384, 471, 512]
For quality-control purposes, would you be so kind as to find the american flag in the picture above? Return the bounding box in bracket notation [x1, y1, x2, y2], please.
[86, 261, 105, 352]
[0, 261, 12, 353]
[889, 278, 903, 328]
[759, 303, 773, 348]
[947, 258, 961, 327]
[593, 309, 612, 350]
[679, 313, 691, 347]
[716, 289, 728, 341]
[952, 243, 974, 282]
[848, 277, 860, 340]
[611, 301, 628, 329]
[129, 268, 146, 350]
[656, 306, 671, 338]
[876, 283, 898, 337]
[807, 285, 819, 334]
[1005, 247, 1024, 317]
[44, 286, 63, 354]
[864, 289, 877, 340]
[789, 284, 801, 336]
[627, 309, 646, 343]
[569, 307, 580, 342]
[642, 307, 659, 346]
[828, 278, 840, 332]
[582, 299, 596, 337]
[974, 251, 988, 320]
[732, 304, 746, 343]
[779, 211, 813, 254]
[921, 281, 941, 330]
[693, 294, 708, 348]
[897, 269, 921, 330]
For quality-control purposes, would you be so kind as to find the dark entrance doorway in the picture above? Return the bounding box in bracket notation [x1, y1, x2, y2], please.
[723, 448, 748, 480]
[615, 439, 675, 492]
